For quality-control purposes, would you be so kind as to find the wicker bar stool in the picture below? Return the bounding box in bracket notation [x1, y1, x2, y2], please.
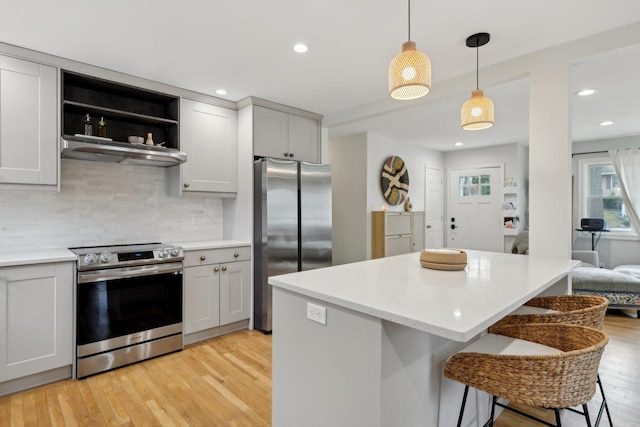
[490, 295, 609, 330]
[489, 295, 612, 426]
[445, 323, 608, 427]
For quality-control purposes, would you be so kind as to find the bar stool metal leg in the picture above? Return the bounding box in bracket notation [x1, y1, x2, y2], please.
[456, 385, 469, 427]
[554, 408, 562, 426]
[597, 374, 613, 426]
[582, 404, 592, 427]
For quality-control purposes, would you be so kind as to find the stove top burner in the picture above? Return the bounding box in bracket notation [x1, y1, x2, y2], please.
[69, 242, 183, 270]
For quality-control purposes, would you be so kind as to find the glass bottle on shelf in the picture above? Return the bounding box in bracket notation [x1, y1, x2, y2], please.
[98, 117, 107, 137]
[84, 114, 92, 136]
[146, 132, 154, 146]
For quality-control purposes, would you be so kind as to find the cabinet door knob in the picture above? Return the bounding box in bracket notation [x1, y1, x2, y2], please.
[289, 153, 294, 158]
[213, 266, 220, 272]
[184, 182, 190, 188]
[221, 266, 227, 271]
[233, 252, 239, 257]
[284, 152, 289, 157]
[200, 255, 206, 261]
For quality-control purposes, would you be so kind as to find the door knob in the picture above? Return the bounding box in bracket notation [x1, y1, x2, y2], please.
[451, 224, 458, 230]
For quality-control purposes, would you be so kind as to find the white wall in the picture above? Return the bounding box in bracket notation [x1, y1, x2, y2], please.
[365, 134, 443, 257]
[328, 132, 443, 264]
[0, 160, 224, 250]
[366, 134, 443, 214]
[328, 133, 368, 265]
[223, 106, 253, 242]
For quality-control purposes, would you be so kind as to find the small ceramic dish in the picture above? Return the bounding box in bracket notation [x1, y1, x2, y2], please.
[128, 136, 144, 144]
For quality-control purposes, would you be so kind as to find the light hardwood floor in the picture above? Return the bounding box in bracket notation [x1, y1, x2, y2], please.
[1, 311, 637, 426]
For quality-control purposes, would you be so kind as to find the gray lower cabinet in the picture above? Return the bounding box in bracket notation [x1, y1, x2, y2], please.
[183, 246, 251, 335]
[0, 55, 57, 186]
[0, 262, 73, 382]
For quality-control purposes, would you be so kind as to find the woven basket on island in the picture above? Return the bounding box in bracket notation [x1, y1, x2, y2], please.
[419, 249, 467, 271]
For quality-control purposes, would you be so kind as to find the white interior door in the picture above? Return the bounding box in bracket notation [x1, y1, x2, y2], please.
[424, 166, 443, 249]
[447, 166, 503, 252]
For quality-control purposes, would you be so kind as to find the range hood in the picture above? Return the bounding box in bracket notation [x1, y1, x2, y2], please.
[61, 136, 187, 167]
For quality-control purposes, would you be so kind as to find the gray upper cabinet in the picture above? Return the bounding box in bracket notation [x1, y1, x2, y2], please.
[0, 55, 57, 186]
[253, 106, 319, 163]
[180, 99, 238, 194]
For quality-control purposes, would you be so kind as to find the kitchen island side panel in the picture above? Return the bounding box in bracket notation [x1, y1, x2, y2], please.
[271, 287, 486, 427]
[272, 288, 383, 427]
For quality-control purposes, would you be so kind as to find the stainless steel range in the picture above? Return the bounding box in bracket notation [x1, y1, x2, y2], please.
[69, 243, 184, 378]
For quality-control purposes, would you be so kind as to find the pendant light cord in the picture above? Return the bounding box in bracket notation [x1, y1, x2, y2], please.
[408, 0, 411, 41]
[476, 40, 479, 90]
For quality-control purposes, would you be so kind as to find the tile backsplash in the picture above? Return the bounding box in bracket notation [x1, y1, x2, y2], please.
[0, 159, 223, 251]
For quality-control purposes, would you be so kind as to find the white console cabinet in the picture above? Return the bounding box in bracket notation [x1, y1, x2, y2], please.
[0, 262, 73, 382]
[183, 245, 251, 342]
[371, 211, 424, 258]
[0, 55, 57, 186]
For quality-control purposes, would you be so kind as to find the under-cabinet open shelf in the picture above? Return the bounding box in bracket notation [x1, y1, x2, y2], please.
[62, 70, 180, 150]
[63, 100, 178, 126]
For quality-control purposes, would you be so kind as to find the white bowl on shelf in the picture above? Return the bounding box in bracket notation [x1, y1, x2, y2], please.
[128, 136, 144, 144]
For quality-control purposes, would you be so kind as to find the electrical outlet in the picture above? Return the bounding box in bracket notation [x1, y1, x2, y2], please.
[306, 302, 327, 325]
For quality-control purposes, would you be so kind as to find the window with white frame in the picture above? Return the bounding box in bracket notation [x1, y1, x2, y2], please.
[578, 156, 634, 234]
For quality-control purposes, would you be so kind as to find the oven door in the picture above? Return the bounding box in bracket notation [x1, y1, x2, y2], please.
[76, 262, 183, 357]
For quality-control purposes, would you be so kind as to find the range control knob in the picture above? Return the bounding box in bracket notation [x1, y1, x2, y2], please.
[84, 253, 98, 264]
[158, 248, 168, 258]
[100, 251, 112, 263]
[170, 247, 181, 257]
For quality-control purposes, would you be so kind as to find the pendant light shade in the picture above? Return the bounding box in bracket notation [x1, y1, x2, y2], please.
[461, 33, 494, 130]
[461, 89, 494, 130]
[389, 0, 431, 100]
[389, 41, 432, 100]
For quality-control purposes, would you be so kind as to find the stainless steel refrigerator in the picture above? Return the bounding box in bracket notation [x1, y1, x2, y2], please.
[254, 158, 332, 332]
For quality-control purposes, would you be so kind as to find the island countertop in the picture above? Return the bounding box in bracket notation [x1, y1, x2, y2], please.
[269, 250, 580, 342]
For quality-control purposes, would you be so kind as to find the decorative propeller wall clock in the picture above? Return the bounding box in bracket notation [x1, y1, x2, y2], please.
[380, 156, 409, 205]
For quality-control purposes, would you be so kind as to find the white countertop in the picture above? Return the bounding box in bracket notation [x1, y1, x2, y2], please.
[171, 240, 250, 251]
[0, 241, 250, 267]
[269, 250, 580, 342]
[0, 248, 76, 267]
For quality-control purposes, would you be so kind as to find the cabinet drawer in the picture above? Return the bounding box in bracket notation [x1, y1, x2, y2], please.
[183, 246, 251, 267]
[386, 213, 412, 235]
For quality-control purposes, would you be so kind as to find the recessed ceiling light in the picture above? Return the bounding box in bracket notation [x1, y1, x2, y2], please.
[576, 88, 598, 96]
[293, 43, 309, 54]
[454, 141, 464, 146]
[215, 89, 227, 95]
[600, 121, 613, 126]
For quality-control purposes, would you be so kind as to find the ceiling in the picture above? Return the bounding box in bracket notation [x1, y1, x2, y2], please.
[1, 1, 639, 152]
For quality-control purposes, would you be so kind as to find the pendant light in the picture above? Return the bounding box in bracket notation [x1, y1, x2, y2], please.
[389, 0, 431, 100]
[461, 32, 494, 130]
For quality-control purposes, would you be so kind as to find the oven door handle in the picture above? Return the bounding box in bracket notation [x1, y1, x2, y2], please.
[77, 262, 183, 284]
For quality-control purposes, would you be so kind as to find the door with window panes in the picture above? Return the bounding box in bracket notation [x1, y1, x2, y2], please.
[448, 167, 503, 251]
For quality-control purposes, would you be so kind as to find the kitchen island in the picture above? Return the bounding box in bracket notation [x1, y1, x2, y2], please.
[269, 250, 580, 427]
